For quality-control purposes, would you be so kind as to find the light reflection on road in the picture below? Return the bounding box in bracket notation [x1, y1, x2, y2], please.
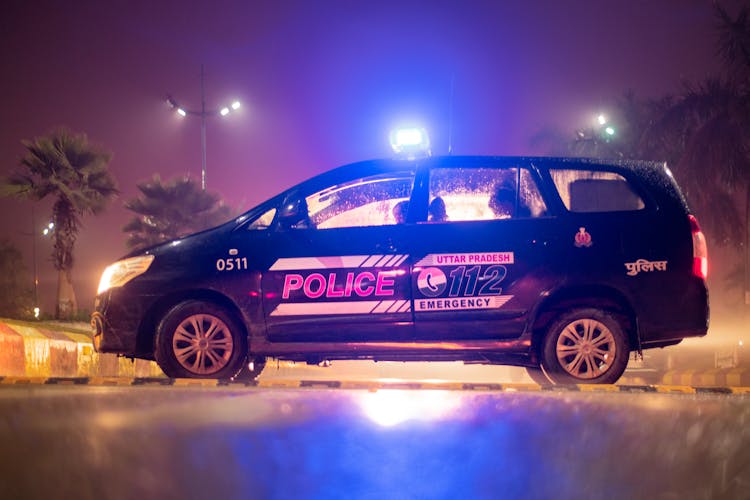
[1, 385, 749, 499]
[357, 389, 461, 427]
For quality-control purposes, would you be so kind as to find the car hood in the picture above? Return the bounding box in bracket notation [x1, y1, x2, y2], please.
[120, 220, 237, 260]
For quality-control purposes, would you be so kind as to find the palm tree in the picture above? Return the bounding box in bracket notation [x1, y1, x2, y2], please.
[641, 3, 750, 293]
[123, 175, 235, 250]
[639, 77, 747, 244]
[716, 2, 750, 87]
[4, 128, 118, 319]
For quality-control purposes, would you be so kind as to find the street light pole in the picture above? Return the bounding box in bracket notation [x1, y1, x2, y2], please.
[200, 64, 207, 190]
[166, 65, 240, 191]
[745, 186, 749, 307]
[31, 206, 38, 313]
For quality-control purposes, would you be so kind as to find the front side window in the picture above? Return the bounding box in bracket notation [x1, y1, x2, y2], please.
[427, 167, 546, 222]
[549, 169, 645, 212]
[304, 172, 415, 229]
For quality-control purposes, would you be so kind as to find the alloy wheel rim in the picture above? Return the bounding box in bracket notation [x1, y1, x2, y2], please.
[172, 314, 233, 375]
[555, 318, 616, 380]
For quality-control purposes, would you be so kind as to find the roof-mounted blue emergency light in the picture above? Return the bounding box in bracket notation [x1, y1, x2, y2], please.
[390, 127, 431, 158]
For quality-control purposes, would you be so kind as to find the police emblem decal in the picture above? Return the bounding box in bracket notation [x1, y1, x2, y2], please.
[574, 227, 593, 248]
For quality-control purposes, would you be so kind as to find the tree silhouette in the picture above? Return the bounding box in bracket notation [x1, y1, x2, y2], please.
[123, 175, 235, 251]
[4, 128, 118, 319]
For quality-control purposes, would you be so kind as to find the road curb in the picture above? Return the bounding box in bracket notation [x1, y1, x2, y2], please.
[3, 319, 747, 391]
[0, 319, 164, 379]
[2, 376, 750, 395]
[663, 368, 750, 387]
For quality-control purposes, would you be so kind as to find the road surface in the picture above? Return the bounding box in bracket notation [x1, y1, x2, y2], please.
[0, 382, 748, 499]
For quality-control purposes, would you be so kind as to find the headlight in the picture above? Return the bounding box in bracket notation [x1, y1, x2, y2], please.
[97, 255, 155, 295]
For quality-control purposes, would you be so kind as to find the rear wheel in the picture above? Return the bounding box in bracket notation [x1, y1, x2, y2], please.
[540, 308, 629, 385]
[155, 300, 247, 379]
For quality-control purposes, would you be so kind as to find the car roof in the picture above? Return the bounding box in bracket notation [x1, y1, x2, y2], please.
[333, 155, 666, 171]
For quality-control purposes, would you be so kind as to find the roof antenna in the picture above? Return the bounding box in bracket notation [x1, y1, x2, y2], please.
[448, 73, 455, 155]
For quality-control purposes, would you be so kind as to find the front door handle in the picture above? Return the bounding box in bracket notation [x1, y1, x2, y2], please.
[376, 239, 398, 253]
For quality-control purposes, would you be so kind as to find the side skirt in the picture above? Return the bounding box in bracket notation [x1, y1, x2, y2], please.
[250, 338, 532, 364]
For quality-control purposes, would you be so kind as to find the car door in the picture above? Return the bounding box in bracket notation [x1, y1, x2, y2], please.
[258, 166, 417, 343]
[408, 158, 561, 340]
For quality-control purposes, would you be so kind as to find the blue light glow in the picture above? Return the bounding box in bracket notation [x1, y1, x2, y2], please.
[390, 127, 430, 157]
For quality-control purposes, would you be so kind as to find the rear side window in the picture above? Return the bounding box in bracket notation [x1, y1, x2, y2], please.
[427, 167, 547, 222]
[549, 169, 645, 212]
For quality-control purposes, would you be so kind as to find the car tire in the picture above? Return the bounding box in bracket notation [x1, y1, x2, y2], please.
[540, 308, 629, 385]
[232, 356, 267, 382]
[525, 366, 552, 385]
[155, 300, 248, 379]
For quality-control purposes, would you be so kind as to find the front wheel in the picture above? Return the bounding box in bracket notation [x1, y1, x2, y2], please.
[540, 308, 629, 385]
[155, 300, 247, 379]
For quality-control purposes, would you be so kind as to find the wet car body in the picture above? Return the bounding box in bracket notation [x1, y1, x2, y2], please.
[92, 155, 709, 383]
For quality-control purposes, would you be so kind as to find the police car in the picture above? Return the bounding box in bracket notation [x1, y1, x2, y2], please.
[91, 129, 709, 384]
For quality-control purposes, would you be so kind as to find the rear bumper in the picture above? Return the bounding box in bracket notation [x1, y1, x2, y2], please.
[637, 277, 709, 345]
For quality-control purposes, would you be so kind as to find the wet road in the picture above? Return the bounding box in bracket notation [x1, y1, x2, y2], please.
[0, 384, 749, 499]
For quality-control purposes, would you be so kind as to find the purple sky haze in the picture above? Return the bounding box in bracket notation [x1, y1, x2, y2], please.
[0, 0, 741, 313]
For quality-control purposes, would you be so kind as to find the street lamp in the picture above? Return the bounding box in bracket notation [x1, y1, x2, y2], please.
[166, 65, 241, 190]
[594, 113, 616, 140]
[572, 112, 619, 158]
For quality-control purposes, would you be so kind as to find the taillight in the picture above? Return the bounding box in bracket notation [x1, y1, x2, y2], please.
[689, 214, 708, 279]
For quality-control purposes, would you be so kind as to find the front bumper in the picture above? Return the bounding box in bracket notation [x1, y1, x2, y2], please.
[90, 290, 149, 355]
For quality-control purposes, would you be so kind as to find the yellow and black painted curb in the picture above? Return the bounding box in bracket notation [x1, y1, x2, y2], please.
[1, 375, 749, 395]
[2, 319, 748, 393]
[662, 368, 750, 387]
[0, 319, 163, 379]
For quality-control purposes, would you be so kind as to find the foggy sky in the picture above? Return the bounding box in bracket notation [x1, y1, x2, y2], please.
[0, 0, 739, 314]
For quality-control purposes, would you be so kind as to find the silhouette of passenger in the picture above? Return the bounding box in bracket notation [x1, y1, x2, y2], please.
[428, 197, 448, 222]
[489, 185, 530, 218]
[393, 200, 409, 224]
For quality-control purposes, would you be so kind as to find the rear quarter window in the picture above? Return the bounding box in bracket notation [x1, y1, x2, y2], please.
[549, 169, 645, 212]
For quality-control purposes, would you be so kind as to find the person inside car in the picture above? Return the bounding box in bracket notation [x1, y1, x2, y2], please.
[428, 197, 448, 222]
[489, 185, 530, 218]
[392, 200, 409, 224]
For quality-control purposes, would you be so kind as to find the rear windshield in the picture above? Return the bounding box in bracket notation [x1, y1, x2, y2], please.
[549, 169, 645, 213]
